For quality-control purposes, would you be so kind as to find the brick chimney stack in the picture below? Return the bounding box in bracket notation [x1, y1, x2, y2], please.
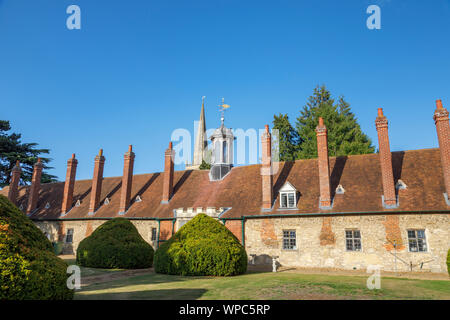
[433, 99, 450, 204]
[261, 125, 273, 211]
[88, 149, 105, 215]
[119, 145, 135, 214]
[375, 108, 397, 208]
[8, 160, 21, 205]
[316, 117, 332, 209]
[61, 154, 78, 216]
[26, 158, 43, 215]
[161, 142, 174, 203]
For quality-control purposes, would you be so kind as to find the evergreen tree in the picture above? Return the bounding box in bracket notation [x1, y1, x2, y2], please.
[0, 120, 57, 187]
[272, 113, 299, 161]
[294, 85, 375, 159]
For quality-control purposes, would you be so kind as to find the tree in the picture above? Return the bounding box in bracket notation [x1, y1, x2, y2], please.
[294, 85, 375, 159]
[0, 120, 57, 187]
[199, 159, 211, 170]
[272, 113, 299, 161]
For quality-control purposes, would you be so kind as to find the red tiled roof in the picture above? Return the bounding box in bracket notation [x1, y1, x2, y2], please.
[1, 148, 449, 220]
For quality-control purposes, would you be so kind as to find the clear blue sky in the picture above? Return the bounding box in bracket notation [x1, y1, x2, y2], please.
[1, 0, 449, 181]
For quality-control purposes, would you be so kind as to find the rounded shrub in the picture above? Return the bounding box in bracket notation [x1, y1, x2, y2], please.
[76, 218, 154, 269]
[0, 195, 73, 300]
[154, 214, 247, 276]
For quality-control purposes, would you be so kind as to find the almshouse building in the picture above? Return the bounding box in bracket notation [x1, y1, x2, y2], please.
[2, 99, 449, 273]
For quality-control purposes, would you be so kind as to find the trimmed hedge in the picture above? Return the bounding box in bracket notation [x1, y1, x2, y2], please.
[0, 195, 73, 300]
[154, 214, 247, 276]
[447, 249, 450, 276]
[76, 218, 154, 269]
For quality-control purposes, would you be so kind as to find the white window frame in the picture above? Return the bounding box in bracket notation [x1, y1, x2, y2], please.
[407, 229, 428, 252]
[345, 229, 362, 252]
[279, 182, 297, 209]
[282, 230, 297, 250]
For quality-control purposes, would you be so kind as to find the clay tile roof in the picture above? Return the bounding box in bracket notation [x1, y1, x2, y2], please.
[1, 148, 448, 220]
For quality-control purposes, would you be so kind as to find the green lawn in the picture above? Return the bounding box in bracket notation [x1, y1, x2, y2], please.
[75, 270, 450, 300]
[65, 259, 126, 278]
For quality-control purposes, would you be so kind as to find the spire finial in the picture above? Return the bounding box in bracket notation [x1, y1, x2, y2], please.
[218, 97, 230, 127]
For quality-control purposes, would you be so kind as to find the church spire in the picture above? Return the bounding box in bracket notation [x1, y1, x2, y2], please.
[193, 96, 207, 166]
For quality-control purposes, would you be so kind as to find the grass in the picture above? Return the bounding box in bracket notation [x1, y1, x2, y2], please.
[75, 269, 450, 300]
[65, 259, 126, 278]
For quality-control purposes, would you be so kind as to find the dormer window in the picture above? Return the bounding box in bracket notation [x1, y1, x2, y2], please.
[279, 182, 297, 209]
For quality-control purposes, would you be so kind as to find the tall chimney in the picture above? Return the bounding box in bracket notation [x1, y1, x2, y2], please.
[375, 108, 397, 208]
[316, 117, 332, 209]
[61, 154, 78, 215]
[119, 145, 135, 214]
[26, 158, 43, 215]
[161, 142, 174, 203]
[8, 160, 21, 205]
[433, 99, 450, 204]
[88, 149, 105, 215]
[261, 125, 273, 211]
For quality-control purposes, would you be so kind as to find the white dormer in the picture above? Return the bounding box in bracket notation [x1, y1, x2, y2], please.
[279, 181, 297, 209]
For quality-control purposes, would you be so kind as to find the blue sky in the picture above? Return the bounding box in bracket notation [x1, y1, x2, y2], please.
[0, 0, 449, 181]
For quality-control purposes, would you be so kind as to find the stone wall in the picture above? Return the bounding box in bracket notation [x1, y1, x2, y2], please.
[244, 213, 449, 273]
[34, 220, 159, 255]
[32, 213, 449, 273]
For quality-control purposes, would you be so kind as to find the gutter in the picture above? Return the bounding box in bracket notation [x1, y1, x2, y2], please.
[218, 209, 450, 247]
[218, 209, 450, 221]
[30, 217, 175, 222]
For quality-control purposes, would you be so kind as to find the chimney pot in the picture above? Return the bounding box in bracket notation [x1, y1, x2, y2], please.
[377, 108, 384, 117]
[433, 99, 450, 203]
[89, 150, 106, 214]
[61, 154, 78, 215]
[261, 125, 273, 211]
[119, 145, 135, 214]
[26, 159, 44, 215]
[8, 161, 21, 205]
[316, 119, 332, 209]
[375, 109, 397, 208]
[162, 142, 174, 203]
[318, 117, 324, 126]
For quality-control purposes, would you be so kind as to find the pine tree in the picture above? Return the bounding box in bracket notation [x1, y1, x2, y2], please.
[272, 113, 299, 161]
[0, 120, 57, 187]
[294, 85, 375, 159]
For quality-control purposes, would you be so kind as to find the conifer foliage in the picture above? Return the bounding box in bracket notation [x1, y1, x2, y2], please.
[154, 214, 247, 276]
[273, 85, 375, 160]
[0, 195, 73, 300]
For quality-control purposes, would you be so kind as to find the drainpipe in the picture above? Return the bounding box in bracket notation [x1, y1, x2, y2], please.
[241, 216, 245, 247]
[156, 219, 161, 249]
[172, 218, 176, 236]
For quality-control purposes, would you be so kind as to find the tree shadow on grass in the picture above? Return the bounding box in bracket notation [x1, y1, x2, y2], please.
[76, 288, 208, 300]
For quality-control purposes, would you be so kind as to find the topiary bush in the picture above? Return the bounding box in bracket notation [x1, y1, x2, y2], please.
[447, 249, 450, 276]
[154, 214, 247, 276]
[0, 195, 74, 300]
[76, 218, 154, 269]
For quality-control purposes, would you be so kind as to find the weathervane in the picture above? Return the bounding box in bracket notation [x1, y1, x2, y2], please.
[218, 97, 230, 126]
